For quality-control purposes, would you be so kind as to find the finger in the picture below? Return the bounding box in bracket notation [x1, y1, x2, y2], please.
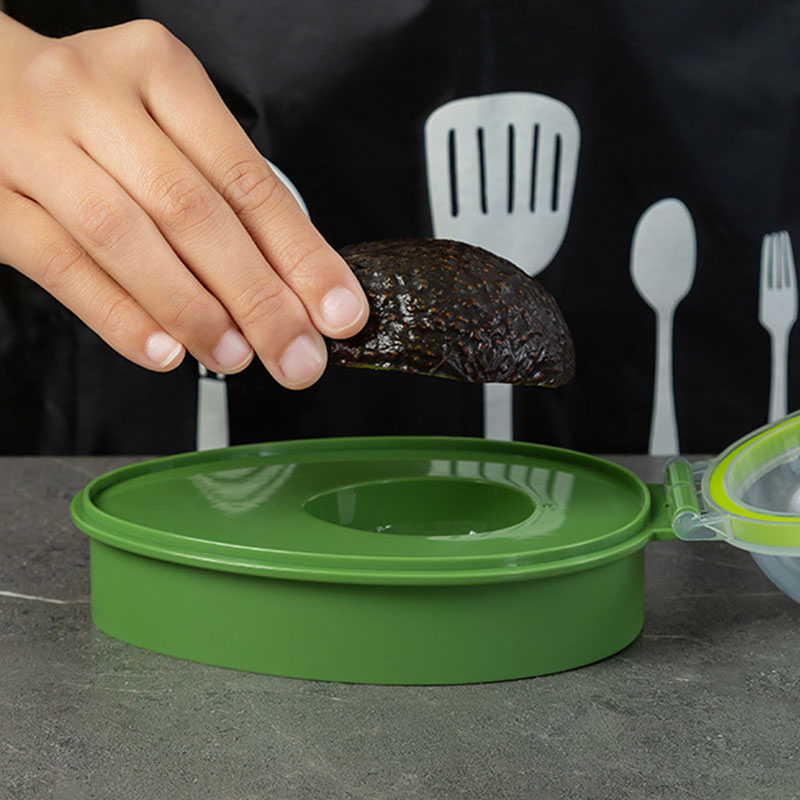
[126, 21, 369, 338]
[73, 103, 329, 389]
[0, 186, 185, 372]
[4, 140, 256, 377]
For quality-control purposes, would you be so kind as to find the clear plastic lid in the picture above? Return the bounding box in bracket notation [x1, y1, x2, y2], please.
[668, 412, 800, 555]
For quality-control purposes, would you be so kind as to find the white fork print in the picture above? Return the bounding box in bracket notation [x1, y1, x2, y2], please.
[759, 230, 798, 422]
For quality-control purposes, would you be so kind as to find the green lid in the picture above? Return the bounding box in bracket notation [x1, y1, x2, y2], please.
[72, 437, 653, 585]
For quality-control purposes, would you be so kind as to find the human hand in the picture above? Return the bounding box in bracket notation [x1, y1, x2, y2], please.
[0, 15, 368, 388]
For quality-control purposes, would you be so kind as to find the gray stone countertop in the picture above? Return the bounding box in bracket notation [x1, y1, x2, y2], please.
[1, 455, 799, 800]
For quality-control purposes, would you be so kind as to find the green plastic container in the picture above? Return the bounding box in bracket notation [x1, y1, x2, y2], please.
[72, 437, 678, 684]
[72, 420, 800, 684]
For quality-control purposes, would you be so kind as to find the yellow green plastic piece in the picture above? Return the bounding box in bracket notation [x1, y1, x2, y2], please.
[705, 413, 800, 549]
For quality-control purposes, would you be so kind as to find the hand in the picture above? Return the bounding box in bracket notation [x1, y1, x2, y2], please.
[0, 15, 368, 388]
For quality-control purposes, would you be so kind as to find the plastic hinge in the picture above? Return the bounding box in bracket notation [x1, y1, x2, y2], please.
[663, 457, 724, 542]
[664, 458, 700, 516]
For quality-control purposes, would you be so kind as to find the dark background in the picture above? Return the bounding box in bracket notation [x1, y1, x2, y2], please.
[2, 0, 799, 454]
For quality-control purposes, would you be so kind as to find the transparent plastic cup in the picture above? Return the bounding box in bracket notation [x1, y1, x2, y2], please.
[669, 413, 800, 603]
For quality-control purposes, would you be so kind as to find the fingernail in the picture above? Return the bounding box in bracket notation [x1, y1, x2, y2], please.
[321, 286, 365, 331]
[279, 335, 325, 386]
[145, 332, 183, 368]
[213, 329, 253, 372]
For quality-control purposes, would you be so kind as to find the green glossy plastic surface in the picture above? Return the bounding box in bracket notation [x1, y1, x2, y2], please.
[72, 437, 662, 684]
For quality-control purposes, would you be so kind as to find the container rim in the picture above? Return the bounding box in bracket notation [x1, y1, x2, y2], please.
[71, 436, 655, 586]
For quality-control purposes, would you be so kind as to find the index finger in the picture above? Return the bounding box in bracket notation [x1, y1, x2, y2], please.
[127, 22, 369, 340]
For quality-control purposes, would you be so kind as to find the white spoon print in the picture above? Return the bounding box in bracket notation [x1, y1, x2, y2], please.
[630, 198, 696, 456]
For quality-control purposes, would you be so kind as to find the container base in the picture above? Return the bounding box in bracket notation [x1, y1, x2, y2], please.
[90, 540, 646, 684]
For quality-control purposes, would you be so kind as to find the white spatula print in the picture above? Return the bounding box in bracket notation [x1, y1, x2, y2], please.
[425, 92, 580, 440]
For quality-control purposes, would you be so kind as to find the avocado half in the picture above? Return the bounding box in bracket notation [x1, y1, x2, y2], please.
[329, 238, 575, 387]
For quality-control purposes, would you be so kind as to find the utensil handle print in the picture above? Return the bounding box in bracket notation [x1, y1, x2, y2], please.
[769, 331, 790, 422]
[195, 158, 309, 451]
[650, 311, 679, 455]
[484, 383, 513, 441]
[197, 367, 229, 451]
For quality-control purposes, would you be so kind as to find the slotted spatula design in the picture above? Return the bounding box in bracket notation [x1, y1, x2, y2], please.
[424, 92, 580, 440]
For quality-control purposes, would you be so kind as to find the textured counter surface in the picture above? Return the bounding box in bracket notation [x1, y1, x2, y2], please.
[1, 455, 799, 800]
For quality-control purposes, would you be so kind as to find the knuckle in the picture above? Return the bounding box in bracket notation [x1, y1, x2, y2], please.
[124, 19, 180, 55]
[220, 158, 286, 217]
[37, 239, 87, 287]
[162, 287, 222, 333]
[274, 237, 327, 283]
[19, 42, 87, 95]
[76, 195, 135, 250]
[151, 170, 217, 234]
[235, 279, 290, 329]
[7, 42, 97, 144]
[121, 19, 196, 73]
[96, 292, 137, 337]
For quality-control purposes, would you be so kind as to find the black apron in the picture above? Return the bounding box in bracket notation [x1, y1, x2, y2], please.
[3, 0, 799, 455]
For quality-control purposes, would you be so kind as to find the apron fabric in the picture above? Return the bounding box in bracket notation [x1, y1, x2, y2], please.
[3, 0, 799, 454]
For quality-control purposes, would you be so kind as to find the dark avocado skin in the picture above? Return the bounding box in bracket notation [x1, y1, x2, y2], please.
[328, 238, 575, 387]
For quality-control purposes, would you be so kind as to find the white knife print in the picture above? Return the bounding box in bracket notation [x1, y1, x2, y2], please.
[630, 198, 696, 456]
